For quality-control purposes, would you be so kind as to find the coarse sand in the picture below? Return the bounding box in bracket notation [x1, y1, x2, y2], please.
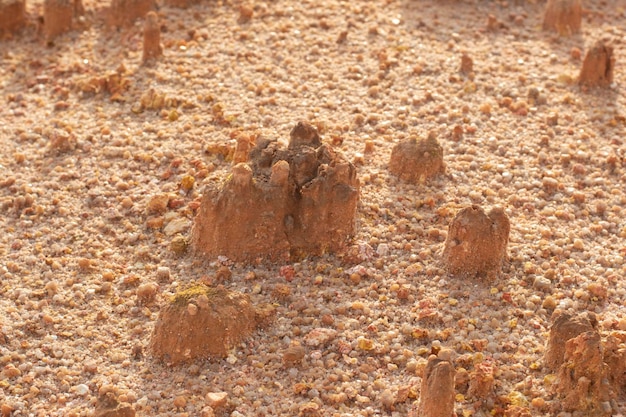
[0, 0, 625, 416]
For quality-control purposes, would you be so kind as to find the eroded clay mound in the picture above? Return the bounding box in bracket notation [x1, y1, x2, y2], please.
[544, 311, 598, 371]
[0, 0, 26, 35]
[603, 331, 626, 398]
[388, 132, 444, 184]
[542, 0, 582, 35]
[43, 0, 84, 42]
[579, 40, 615, 88]
[410, 355, 455, 417]
[441, 205, 510, 280]
[552, 331, 614, 416]
[108, 0, 155, 27]
[150, 285, 272, 365]
[191, 121, 360, 263]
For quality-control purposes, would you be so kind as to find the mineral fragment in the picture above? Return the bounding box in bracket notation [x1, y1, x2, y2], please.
[441, 205, 510, 280]
[388, 132, 444, 184]
[191, 121, 359, 263]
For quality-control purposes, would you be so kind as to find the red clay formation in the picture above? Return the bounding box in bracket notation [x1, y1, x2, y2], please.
[603, 331, 626, 398]
[0, 0, 26, 35]
[579, 40, 615, 88]
[409, 355, 455, 417]
[441, 205, 510, 280]
[142, 11, 162, 63]
[467, 360, 496, 402]
[163, 0, 199, 8]
[460, 53, 473, 74]
[108, 0, 155, 27]
[552, 330, 615, 416]
[388, 132, 444, 184]
[43, 0, 84, 42]
[150, 285, 274, 365]
[191, 121, 360, 263]
[542, 0, 582, 35]
[544, 311, 598, 371]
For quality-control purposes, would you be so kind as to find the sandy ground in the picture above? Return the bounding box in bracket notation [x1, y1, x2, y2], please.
[0, 0, 625, 416]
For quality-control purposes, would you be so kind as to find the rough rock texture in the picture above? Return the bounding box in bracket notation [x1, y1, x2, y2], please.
[108, 0, 155, 27]
[441, 205, 510, 280]
[388, 132, 444, 184]
[544, 311, 598, 371]
[192, 121, 360, 263]
[142, 11, 162, 63]
[542, 0, 582, 35]
[409, 355, 455, 417]
[467, 360, 496, 401]
[552, 331, 614, 416]
[93, 390, 136, 417]
[150, 285, 274, 365]
[0, 0, 26, 35]
[579, 40, 615, 88]
[43, 0, 83, 42]
[504, 405, 532, 417]
[603, 331, 626, 398]
[163, 0, 200, 8]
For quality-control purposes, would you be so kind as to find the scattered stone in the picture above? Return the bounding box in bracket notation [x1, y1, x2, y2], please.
[108, 0, 155, 27]
[94, 390, 136, 417]
[170, 234, 188, 256]
[441, 205, 510, 280]
[552, 330, 614, 416]
[1, 403, 13, 417]
[150, 285, 274, 364]
[146, 194, 170, 215]
[388, 131, 444, 184]
[0, 0, 26, 35]
[282, 343, 306, 366]
[303, 327, 337, 347]
[136, 282, 158, 304]
[191, 121, 360, 263]
[43, 0, 83, 42]
[47, 129, 77, 155]
[163, 217, 189, 236]
[544, 312, 598, 371]
[504, 405, 532, 417]
[142, 11, 162, 63]
[409, 355, 455, 417]
[542, 0, 582, 35]
[156, 266, 171, 282]
[205, 392, 228, 410]
[238, 4, 254, 24]
[298, 402, 322, 417]
[579, 40, 615, 88]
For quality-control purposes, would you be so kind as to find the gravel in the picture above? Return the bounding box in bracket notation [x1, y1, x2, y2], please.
[0, 0, 625, 416]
